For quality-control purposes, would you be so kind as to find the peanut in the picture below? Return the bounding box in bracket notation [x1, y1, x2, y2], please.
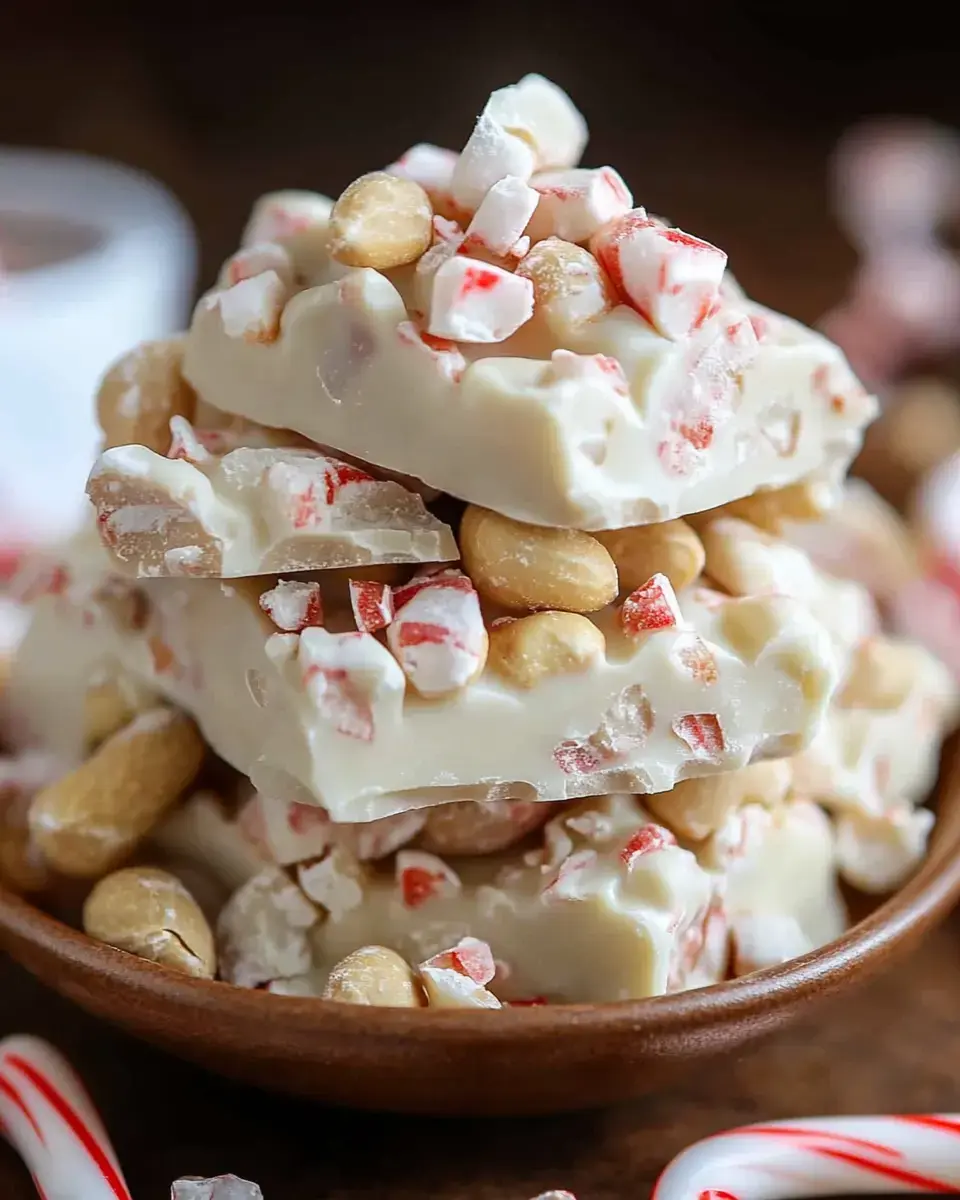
[837, 638, 918, 711]
[515, 237, 615, 338]
[460, 506, 618, 613]
[328, 172, 433, 269]
[82, 674, 155, 750]
[322, 945, 425, 1007]
[647, 760, 791, 841]
[96, 337, 196, 454]
[488, 611, 605, 689]
[418, 799, 554, 856]
[29, 708, 205, 878]
[713, 481, 834, 534]
[719, 595, 832, 709]
[593, 519, 704, 593]
[83, 865, 216, 978]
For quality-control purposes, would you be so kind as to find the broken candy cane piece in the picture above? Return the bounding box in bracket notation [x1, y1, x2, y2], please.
[592, 209, 727, 340]
[731, 912, 815, 976]
[835, 805, 934, 894]
[221, 240, 295, 289]
[426, 255, 534, 342]
[452, 112, 538, 212]
[620, 572, 684, 636]
[672, 713, 726, 762]
[298, 627, 406, 742]
[527, 167, 633, 244]
[259, 579, 324, 632]
[386, 571, 488, 696]
[462, 175, 540, 256]
[395, 321, 466, 384]
[205, 270, 290, 343]
[419, 936, 501, 1009]
[167, 415, 212, 464]
[0, 1035, 132, 1200]
[652, 1113, 960, 1198]
[216, 866, 319, 988]
[237, 791, 332, 866]
[297, 848, 365, 920]
[241, 189, 333, 246]
[396, 849, 462, 908]
[385, 143, 459, 215]
[172, 1176, 264, 1200]
[620, 822, 678, 868]
[484, 74, 588, 172]
[348, 578, 395, 632]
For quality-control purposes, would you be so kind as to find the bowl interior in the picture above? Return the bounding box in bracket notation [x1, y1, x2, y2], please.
[1, 746, 959, 1116]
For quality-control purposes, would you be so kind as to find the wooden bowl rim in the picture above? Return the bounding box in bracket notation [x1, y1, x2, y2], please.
[3, 753, 960, 1048]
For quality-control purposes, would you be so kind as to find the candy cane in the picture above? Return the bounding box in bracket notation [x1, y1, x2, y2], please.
[652, 1114, 960, 1198]
[0, 1035, 131, 1200]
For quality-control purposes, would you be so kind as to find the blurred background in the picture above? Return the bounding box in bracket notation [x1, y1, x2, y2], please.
[2, 2, 960, 574]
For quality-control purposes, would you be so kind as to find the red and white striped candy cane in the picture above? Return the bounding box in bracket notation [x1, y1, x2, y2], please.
[652, 1114, 960, 1198]
[0, 1035, 131, 1200]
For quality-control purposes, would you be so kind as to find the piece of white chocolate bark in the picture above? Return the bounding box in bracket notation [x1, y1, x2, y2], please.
[182, 262, 875, 530]
[86, 439, 458, 578]
[9, 529, 836, 822]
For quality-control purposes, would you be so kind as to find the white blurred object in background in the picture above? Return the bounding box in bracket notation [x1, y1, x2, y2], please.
[0, 148, 196, 558]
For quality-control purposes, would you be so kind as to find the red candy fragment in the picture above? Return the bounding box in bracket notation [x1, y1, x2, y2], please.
[259, 580, 324, 633]
[675, 635, 719, 684]
[348, 579, 395, 633]
[396, 850, 461, 908]
[672, 713, 725, 761]
[620, 573, 683, 636]
[427, 936, 495, 985]
[620, 823, 678, 868]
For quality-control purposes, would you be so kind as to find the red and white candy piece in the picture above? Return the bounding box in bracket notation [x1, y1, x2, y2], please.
[418, 937, 501, 1009]
[396, 849, 461, 909]
[426, 254, 534, 343]
[462, 175, 540, 257]
[298, 627, 406, 742]
[206, 270, 289, 344]
[348, 578, 395, 633]
[222, 241, 294, 289]
[652, 1113, 960, 1197]
[0, 1034, 132, 1200]
[386, 571, 487, 697]
[620, 822, 677, 869]
[259, 579, 324, 633]
[527, 167, 633, 244]
[593, 209, 727, 340]
[395, 321, 467, 384]
[620, 573, 684, 636]
[237, 791, 332, 866]
[241, 189, 333, 246]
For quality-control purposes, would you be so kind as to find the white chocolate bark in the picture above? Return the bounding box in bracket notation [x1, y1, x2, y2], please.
[182, 263, 876, 530]
[86, 441, 457, 578]
[9, 529, 836, 822]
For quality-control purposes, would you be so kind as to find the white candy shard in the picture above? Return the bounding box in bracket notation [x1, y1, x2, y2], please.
[167, 415, 212, 465]
[426, 254, 534, 343]
[242, 189, 333, 246]
[386, 572, 487, 696]
[348, 578, 394, 632]
[463, 175, 540, 256]
[172, 1177, 264, 1200]
[298, 627, 407, 742]
[419, 937, 501, 1009]
[592, 209, 727, 340]
[222, 241, 295, 289]
[527, 167, 633, 244]
[88, 443, 458, 577]
[485, 74, 588, 172]
[297, 848, 365, 920]
[385, 143, 458, 206]
[259, 579, 324, 633]
[216, 867, 319, 988]
[206, 270, 290, 344]
[452, 113, 538, 213]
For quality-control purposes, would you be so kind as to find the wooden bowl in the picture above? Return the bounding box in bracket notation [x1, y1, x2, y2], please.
[1, 753, 959, 1117]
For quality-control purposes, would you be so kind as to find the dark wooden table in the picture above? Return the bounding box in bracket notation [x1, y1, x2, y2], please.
[2, 910, 960, 1199]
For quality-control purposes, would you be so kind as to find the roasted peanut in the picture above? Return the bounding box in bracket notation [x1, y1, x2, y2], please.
[647, 760, 791, 841]
[328, 173, 433, 269]
[82, 674, 155, 750]
[418, 799, 554, 856]
[460, 506, 618, 613]
[714, 481, 834, 534]
[83, 865, 216, 978]
[488, 611, 605, 689]
[30, 708, 205, 878]
[593, 519, 704, 593]
[515, 237, 616, 338]
[96, 337, 195, 454]
[837, 638, 918, 711]
[322, 945, 425, 1007]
